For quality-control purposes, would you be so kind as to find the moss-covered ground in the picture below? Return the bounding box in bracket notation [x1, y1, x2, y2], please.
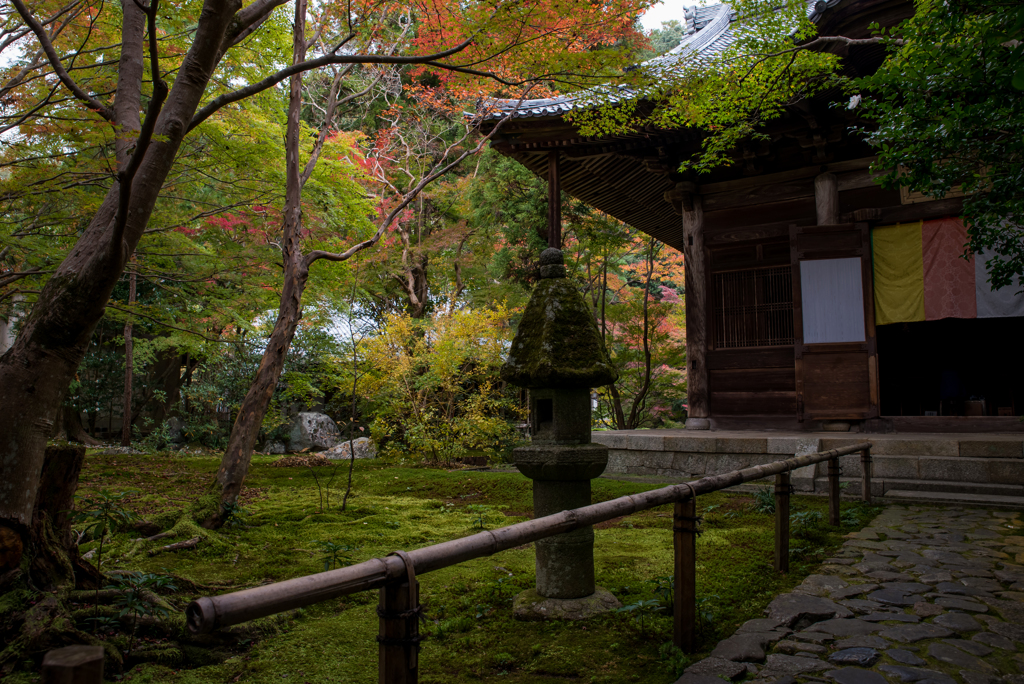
[49, 452, 880, 683]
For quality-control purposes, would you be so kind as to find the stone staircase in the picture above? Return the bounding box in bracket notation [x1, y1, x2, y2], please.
[591, 430, 1024, 508]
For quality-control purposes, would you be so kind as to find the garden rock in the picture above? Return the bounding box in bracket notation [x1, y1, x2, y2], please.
[512, 586, 620, 621]
[711, 633, 777, 663]
[925, 643, 995, 672]
[760, 654, 832, 676]
[971, 632, 1016, 650]
[878, 623, 954, 642]
[828, 648, 880, 667]
[941, 639, 991, 657]
[165, 416, 186, 444]
[682, 657, 748, 681]
[287, 412, 341, 452]
[913, 602, 944, 617]
[878, 665, 956, 684]
[767, 594, 852, 630]
[323, 437, 377, 460]
[796, 575, 849, 597]
[737, 618, 785, 633]
[265, 441, 286, 454]
[933, 612, 983, 633]
[834, 636, 889, 650]
[775, 640, 826, 656]
[674, 675, 735, 684]
[828, 667, 888, 684]
[867, 588, 921, 606]
[807, 619, 879, 637]
[886, 649, 927, 666]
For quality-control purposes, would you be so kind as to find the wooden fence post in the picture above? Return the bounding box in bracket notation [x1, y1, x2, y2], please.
[378, 579, 419, 684]
[774, 472, 790, 573]
[860, 448, 872, 502]
[828, 456, 841, 526]
[42, 645, 104, 684]
[674, 496, 697, 653]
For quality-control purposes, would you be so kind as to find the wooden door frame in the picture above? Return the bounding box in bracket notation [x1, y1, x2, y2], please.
[790, 222, 880, 422]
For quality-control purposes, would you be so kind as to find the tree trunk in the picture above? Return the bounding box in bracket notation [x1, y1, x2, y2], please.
[121, 266, 136, 447]
[0, 0, 243, 560]
[65, 406, 102, 447]
[206, 0, 310, 526]
[28, 443, 86, 590]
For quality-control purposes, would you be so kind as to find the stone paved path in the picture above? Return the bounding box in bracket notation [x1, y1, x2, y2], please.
[676, 506, 1024, 684]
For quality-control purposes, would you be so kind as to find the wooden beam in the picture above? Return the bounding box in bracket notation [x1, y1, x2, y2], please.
[548, 151, 561, 248]
[674, 498, 697, 652]
[815, 172, 839, 225]
[42, 646, 104, 684]
[681, 187, 709, 428]
[774, 472, 790, 573]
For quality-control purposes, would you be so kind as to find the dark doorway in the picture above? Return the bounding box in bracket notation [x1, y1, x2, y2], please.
[877, 317, 1024, 416]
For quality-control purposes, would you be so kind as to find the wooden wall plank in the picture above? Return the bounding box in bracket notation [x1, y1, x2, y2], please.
[707, 347, 795, 370]
[710, 391, 797, 415]
[710, 368, 796, 392]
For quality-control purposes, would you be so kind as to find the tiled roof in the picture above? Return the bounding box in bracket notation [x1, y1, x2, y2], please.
[486, 0, 843, 120]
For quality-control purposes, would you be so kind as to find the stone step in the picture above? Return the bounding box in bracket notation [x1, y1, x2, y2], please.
[818, 453, 1024, 486]
[812, 475, 1024, 498]
[880, 488, 1024, 508]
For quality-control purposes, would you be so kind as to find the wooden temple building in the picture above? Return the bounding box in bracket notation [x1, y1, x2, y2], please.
[482, 0, 1024, 438]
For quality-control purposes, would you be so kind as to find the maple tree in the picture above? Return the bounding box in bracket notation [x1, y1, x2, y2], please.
[0, 0, 652, 567]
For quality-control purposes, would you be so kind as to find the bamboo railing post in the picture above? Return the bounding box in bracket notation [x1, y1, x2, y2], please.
[674, 497, 697, 652]
[774, 472, 790, 573]
[828, 456, 841, 526]
[378, 579, 419, 684]
[860, 447, 872, 502]
[42, 645, 104, 684]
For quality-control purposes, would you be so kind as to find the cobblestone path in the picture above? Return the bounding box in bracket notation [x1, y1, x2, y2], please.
[677, 506, 1024, 684]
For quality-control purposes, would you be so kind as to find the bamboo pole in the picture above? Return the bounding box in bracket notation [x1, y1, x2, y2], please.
[187, 443, 872, 633]
[861, 447, 872, 503]
[828, 457, 842, 526]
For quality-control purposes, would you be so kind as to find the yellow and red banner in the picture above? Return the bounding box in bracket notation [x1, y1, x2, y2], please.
[872, 218, 1024, 326]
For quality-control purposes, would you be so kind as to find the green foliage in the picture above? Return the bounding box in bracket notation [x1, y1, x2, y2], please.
[311, 541, 359, 572]
[856, 0, 1024, 290]
[751, 485, 776, 515]
[359, 304, 525, 463]
[106, 572, 178, 654]
[72, 490, 139, 582]
[615, 598, 663, 634]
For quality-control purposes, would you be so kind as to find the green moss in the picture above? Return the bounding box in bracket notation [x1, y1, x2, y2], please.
[501, 277, 617, 389]
[60, 453, 884, 683]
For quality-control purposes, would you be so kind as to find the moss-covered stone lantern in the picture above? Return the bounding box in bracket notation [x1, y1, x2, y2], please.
[501, 248, 621, 618]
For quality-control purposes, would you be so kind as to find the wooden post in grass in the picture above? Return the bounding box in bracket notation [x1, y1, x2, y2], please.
[828, 457, 841, 526]
[774, 472, 791, 573]
[674, 497, 697, 652]
[378, 579, 419, 684]
[860, 447, 873, 502]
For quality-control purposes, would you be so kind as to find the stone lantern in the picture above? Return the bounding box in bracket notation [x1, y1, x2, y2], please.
[500, 248, 621, 619]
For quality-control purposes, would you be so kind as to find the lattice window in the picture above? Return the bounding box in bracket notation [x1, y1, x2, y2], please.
[712, 266, 794, 348]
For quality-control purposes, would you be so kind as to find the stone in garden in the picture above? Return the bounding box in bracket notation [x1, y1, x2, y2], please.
[766, 594, 852, 630]
[886, 649, 926, 666]
[878, 623, 954, 642]
[512, 587, 621, 620]
[760, 654, 831, 676]
[940, 639, 991, 657]
[265, 440, 286, 454]
[165, 416, 186, 444]
[682, 656, 748, 681]
[774, 640, 826, 656]
[878, 664, 956, 684]
[883, 582, 931, 594]
[840, 599, 883, 614]
[791, 631, 834, 645]
[960, 577, 1002, 592]
[287, 412, 341, 452]
[934, 597, 986, 612]
[867, 588, 921, 606]
[674, 675, 735, 684]
[807, 618, 879, 637]
[958, 673, 1000, 684]
[323, 437, 377, 460]
[912, 601, 944, 617]
[796, 575, 849, 597]
[831, 584, 879, 600]
[827, 648, 880, 667]
[925, 643, 996, 671]
[827, 667, 888, 684]
[971, 632, 1016, 650]
[503, 249, 617, 607]
[711, 633, 776, 663]
[933, 612, 983, 633]
[919, 572, 953, 584]
[834, 636, 889, 650]
[860, 612, 919, 623]
[867, 571, 913, 582]
[737, 618, 785, 633]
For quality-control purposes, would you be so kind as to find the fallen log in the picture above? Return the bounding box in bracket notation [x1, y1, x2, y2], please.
[148, 536, 200, 557]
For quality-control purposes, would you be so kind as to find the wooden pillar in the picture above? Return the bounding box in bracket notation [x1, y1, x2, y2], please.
[774, 472, 790, 573]
[42, 645, 104, 684]
[827, 457, 841, 526]
[673, 497, 697, 652]
[378, 580, 419, 684]
[860, 447, 873, 502]
[547, 151, 561, 249]
[680, 184, 709, 429]
[814, 172, 838, 225]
